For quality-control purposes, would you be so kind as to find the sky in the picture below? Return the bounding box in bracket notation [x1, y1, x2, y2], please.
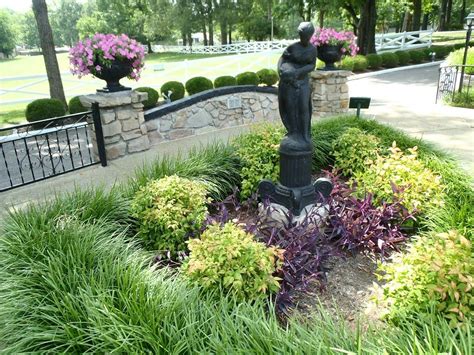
[0, 0, 32, 12]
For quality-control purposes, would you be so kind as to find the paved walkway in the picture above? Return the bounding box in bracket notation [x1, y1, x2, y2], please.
[348, 63, 474, 175]
[1, 63, 472, 215]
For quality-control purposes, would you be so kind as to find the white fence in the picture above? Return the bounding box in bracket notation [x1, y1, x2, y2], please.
[375, 30, 433, 52]
[156, 30, 434, 54]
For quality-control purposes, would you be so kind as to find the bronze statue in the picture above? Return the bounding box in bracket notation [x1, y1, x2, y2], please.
[278, 22, 317, 153]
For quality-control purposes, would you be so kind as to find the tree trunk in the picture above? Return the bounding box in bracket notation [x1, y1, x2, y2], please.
[342, 4, 359, 36]
[187, 32, 192, 48]
[202, 22, 208, 46]
[402, 10, 411, 32]
[182, 32, 187, 46]
[357, 0, 376, 55]
[32, 0, 67, 108]
[209, 16, 214, 45]
[228, 24, 232, 44]
[460, 0, 467, 26]
[412, 0, 422, 31]
[422, 13, 429, 30]
[220, 20, 228, 45]
[439, 0, 448, 31]
[318, 10, 325, 28]
[446, 0, 453, 30]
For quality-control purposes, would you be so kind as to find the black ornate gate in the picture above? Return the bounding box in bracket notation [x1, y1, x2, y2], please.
[436, 65, 474, 103]
[0, 103, 107, 192]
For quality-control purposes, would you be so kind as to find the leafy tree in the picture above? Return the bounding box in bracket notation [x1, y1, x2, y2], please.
[49, 0, 83, 46]
[32, 0, 67, 107]
[0, 9, 18, 56]
[21, 11, 41, 49]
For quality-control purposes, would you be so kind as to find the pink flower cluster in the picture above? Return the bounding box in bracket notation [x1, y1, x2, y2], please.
[310, 28, 358, 57]
[69, 33, 145, 80]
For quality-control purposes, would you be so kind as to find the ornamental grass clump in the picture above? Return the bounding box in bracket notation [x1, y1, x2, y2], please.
[354, 142, 444, 214]
[130, 175, 209, 254]
[233, 124, 283, 199]
[182, 221, 283, 301]
[69, 33, 145, 80]
[376, 231, 473, 327]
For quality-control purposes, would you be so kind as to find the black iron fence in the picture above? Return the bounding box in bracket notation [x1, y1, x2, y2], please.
[436, 64, 474, 104]
[0, 103, 106, 192]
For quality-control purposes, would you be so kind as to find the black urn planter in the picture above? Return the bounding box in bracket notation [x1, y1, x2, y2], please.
[316, 44, 343, 71]
[93, 60, 133, 93]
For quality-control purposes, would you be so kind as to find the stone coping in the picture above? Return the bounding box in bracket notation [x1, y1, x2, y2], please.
[144, 85, 278, 120]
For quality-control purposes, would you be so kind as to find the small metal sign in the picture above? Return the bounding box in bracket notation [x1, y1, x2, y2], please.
[227, 96, 242, 109]
[349, 97, 371, 117]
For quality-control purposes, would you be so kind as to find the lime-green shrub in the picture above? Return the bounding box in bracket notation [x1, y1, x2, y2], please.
[332, 127, 380, 176]
[446, 47, 474, 74]
[256, 68, 279, 86]
[366, 53, 382, 69]
[380, 52, 399, 68]
[25, 98, 66, 123]
[352, 55, 368, 72]
[377, 230, 473, 327]
[130, 175, 209, 253]
[339, 56, 354, 71]
[182, 221, 282, 301]
[233, 124, 283, 199]
[68, 96, 88, 114]
[394, 51, 410, 66]
[214, 75, 237, 88]
[185, 76, 213, 95]
[355, 143, 444, 213]
[236, 71, 259, 86]
[135, 87, 159, 109]
[160, 81, 185, 102]
[408, 50, 425, 64]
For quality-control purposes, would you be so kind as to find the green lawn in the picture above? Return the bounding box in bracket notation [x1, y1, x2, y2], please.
[0, 51, 281, 126]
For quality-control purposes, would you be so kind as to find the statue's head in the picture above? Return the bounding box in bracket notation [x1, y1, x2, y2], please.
[298, 22, 315, 46]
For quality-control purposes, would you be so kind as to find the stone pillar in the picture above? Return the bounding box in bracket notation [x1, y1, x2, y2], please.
[80, 91, 150, 160]
[310, 70, 350, 119]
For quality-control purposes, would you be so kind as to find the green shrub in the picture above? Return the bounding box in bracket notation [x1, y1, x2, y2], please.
[354, 143, 444, 213]
[332, 127, 381, 176]
[432, 45, 454, 59]
[160, 81, 185, 101]
[352, 55, 368, 72]
[130, 175, 209, 253]
[408, 50, 425, 64]
[339, 56, 354, 71]
[236, 71, 259, 86]
[233, 124, 283, 199]
[447, 90, 474, 108]
[185, 76, 214, 95]
[214, 75, 237, 88]
[377, 230, 473, 327]
[134, 87, 159, 109]
[366, 53, 383, 69]
[446, 47, 474, 74]
[25, 98, 66, 123]
[182, 221, 282, 301]
[256, 68, 279, 86]
[394, 51, 410, 66]
[380, 52, 399, 68]
[68, 96, 88, 114]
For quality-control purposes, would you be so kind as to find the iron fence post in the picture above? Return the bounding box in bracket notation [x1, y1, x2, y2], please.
[91, 102, 107, 167]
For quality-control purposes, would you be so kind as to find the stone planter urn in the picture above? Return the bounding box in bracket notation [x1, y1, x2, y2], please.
[93, 59, 133, 93]
[316, 44, 343, 71]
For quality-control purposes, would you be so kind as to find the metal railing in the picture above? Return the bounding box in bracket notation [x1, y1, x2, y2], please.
[0, 103, 106, 191]
[436, 64, 474, 103]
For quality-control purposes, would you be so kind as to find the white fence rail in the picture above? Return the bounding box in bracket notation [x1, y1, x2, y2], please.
[375, 30, 433, 52]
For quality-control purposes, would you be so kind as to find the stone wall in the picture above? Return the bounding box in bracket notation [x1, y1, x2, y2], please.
[144, 90, 279, 145]
[310, 70, 350, 118]
[80, 91, 151, 160]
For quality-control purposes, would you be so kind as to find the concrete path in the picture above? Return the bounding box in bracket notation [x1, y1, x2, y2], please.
[348, 63, 474, 175]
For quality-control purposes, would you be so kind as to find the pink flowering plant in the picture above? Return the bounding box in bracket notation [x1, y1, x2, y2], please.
[310, 28, 358, 57]
[69, 33, 145, 80]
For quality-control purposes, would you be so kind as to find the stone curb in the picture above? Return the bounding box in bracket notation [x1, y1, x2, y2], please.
[144, 86, 278, 120]
[348, 60, 444, 81]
